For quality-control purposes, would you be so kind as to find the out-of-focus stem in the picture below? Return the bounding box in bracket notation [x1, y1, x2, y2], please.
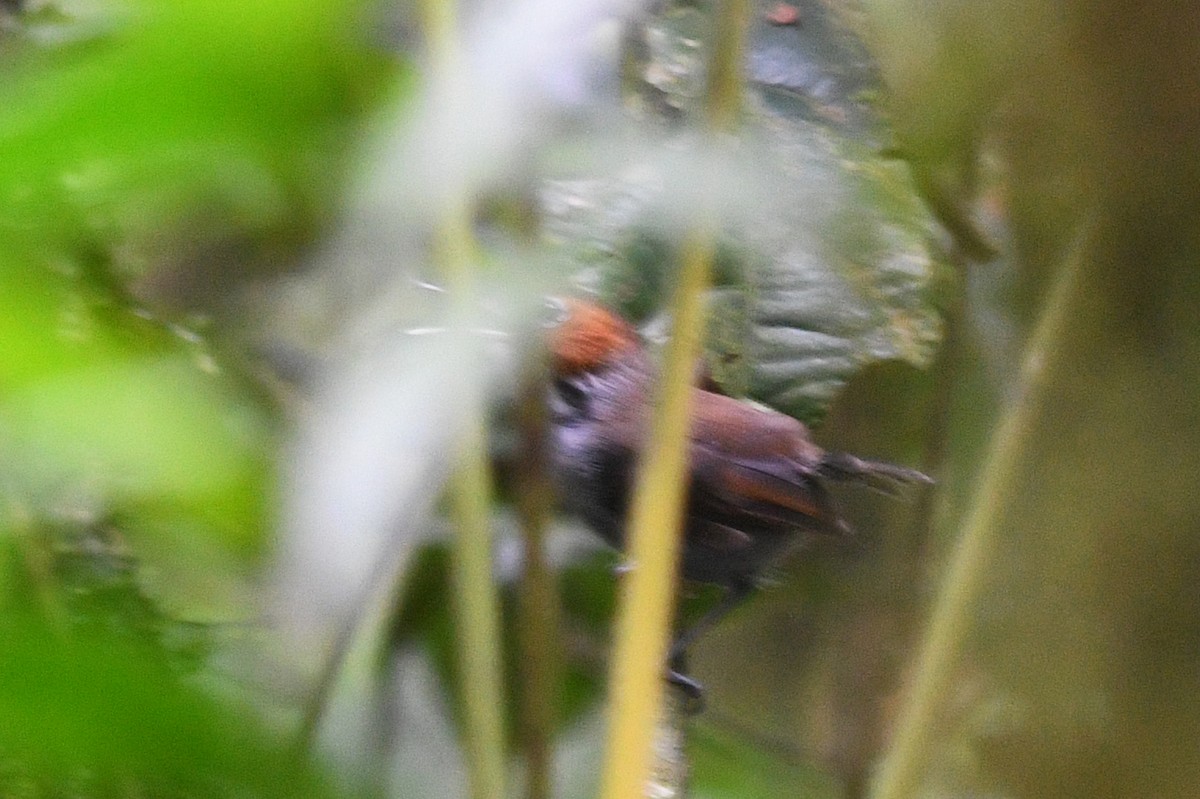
[869, 233, 1090, 799]
[599, 0, 751, 794]
[436, 204, 507, 799]
[705, 0, 752, 132]
[598, 227, 715, 799]
[447, 404, 507, 799]
[420, 0, 507, 787]
[514, 356, 560, 799]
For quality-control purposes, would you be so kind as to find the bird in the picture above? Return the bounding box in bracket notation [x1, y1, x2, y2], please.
[545, 299, 931, 699]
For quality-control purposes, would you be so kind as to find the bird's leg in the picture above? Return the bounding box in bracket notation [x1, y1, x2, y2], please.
[665, 578, 755, 707]
[670, 578, 754, 661]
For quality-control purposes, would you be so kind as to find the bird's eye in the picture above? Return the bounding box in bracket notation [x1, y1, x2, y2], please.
[552, 377, 590, 416]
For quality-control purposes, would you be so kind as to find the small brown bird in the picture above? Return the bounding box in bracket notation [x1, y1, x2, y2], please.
[547, 299, 930, 696]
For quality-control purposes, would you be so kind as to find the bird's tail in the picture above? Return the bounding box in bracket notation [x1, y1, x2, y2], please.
[816, 452, 933, 496]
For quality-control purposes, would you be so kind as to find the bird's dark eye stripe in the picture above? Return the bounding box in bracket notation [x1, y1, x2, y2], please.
[554, 378, 590, 412]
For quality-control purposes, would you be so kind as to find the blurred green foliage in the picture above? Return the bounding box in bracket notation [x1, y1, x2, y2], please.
[0, 0, 388, 244]
[0, 612, 335, 798]
[690, 725, 836, 799]
[1, 0, 396, 795]
[0, 0, 392, 543]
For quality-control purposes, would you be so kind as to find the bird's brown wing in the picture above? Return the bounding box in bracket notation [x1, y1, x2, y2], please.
[680, 443, 846, 589]
[683, 390, 845, 541]
[687, 444, 846, 541]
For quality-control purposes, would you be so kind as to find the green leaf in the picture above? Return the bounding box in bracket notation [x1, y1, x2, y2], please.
[543, 2, 943, 425]
[738, 143, 943, 422]
[690, 723, 838, 799]
[0, 614, 335, 799]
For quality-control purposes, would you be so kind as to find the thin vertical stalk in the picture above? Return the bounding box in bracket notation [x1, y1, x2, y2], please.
[435, 210, 507, 799]
[420, 0, 507, 790]
[447, 403, 507, 799]
[514, 357, 560, 799]
[705, 0, 752, 133]
[869, 235, 1090, 799]
[598, 228, 716, 799]
[598, 0, 751, 794]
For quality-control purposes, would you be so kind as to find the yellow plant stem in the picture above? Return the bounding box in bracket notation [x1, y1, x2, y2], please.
[599, 228, 715, 799]
[870, 235, 1089, 799]
[600, 0, 750, 792]
[448, 408, 508, 799]
[426, 65, 506, 793]
[705, 0, 752, 133]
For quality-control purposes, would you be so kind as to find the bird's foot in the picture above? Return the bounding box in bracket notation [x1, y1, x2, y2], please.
[667, 652, 705, 715]
[667, 668, 706, 715]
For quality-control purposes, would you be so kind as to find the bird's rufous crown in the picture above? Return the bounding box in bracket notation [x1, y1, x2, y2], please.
[549, 299, 640, 375]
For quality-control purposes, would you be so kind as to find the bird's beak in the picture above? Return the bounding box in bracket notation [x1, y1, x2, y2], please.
[542, 296, 571, 329]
